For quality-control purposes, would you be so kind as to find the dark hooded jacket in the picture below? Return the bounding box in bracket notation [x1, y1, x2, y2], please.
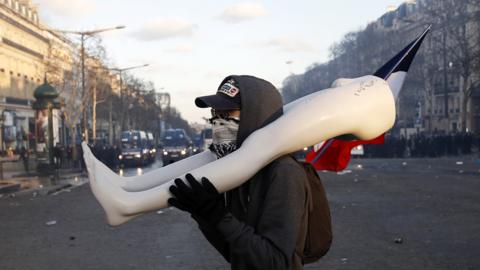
[198, 75, 309, 270]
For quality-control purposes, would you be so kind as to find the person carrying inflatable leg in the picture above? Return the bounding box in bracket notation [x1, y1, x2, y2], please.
[168, 75, 310, 270]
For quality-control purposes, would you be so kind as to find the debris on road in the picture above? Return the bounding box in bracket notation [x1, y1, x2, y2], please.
[45, 220, 57, 226]
[456, 161, 464, 165]
[156, 210, 164, 215]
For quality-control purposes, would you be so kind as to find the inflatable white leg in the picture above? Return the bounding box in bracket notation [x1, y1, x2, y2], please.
[86, 76, 369, 193]
[90, 76, 365, 192]
[84, 75, 395, 226]
[91, 76, 388, 193]
[84, 147, 142, 224]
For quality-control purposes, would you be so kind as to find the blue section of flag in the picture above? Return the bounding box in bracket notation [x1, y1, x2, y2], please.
[373, 25, 430, 80]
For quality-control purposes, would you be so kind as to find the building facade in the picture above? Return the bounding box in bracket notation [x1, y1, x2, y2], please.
[0, 0, 121, 153]
[0, 0, 46, 152]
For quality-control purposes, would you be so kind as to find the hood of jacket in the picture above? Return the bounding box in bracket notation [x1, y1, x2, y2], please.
[217, 75, 284, 146]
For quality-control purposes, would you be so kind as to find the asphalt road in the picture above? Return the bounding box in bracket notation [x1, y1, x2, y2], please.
[1, 157, 479, 270]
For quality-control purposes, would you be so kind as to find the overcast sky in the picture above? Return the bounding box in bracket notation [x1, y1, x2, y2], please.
[33, 0, 406, 124]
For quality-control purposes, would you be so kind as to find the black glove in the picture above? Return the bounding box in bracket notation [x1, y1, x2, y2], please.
[168, 173, 226, 226]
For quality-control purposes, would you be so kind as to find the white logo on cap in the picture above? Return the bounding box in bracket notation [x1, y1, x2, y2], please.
[218, 82, 239, 98]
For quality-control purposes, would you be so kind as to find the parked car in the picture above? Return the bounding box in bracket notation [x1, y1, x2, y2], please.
[161, 129, 192, 165]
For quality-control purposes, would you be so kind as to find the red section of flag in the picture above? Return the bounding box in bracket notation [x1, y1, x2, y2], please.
[306, 134, 385, 172]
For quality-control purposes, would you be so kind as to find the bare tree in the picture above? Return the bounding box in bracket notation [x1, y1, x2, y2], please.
[43, 34, 85, 148]
[281, 0, 480, 134]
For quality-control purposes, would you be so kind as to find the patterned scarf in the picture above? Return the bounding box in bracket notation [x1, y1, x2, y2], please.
[210, 117, 239, 158]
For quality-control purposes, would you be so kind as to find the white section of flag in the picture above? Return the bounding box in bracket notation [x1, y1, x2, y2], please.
[386, 71, 407, 100]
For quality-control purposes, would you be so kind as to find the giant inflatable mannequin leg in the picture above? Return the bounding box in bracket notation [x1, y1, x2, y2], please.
[84, 75, 395, 226]
[87, 76, 365, 193]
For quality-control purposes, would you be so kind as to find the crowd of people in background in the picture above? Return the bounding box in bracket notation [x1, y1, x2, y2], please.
[0, 132, 478, 174]
[51, 144, 86, 170]
[364, 132, 478, 158]
[89, 142, 121, 170]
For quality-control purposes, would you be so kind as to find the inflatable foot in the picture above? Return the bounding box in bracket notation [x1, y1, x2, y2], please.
[83, 143, 140, 226]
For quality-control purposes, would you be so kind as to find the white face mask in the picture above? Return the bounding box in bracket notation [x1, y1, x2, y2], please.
[210, 117, 239, 158]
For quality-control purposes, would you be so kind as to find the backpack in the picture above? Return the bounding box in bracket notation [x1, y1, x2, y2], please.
[297, 161, 333, 264]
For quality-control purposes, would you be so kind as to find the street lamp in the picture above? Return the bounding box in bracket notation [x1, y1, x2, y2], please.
[49, 25, 126, 143]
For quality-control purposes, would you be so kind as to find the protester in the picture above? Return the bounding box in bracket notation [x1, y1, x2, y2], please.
[168, 76, 310, 270]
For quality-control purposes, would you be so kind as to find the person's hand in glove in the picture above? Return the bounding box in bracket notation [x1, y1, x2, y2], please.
[168, 173, 226, 227]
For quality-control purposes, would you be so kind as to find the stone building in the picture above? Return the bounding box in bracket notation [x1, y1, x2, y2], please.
[0, 0, 120, 153]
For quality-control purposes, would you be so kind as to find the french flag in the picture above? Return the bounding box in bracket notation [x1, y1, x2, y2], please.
[306, 26, 431, 172]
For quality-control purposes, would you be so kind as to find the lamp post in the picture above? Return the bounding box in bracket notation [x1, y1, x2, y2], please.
[50, 26, 126, 143]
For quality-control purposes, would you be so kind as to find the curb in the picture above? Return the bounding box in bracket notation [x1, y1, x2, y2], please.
[44, 183, 73, 195]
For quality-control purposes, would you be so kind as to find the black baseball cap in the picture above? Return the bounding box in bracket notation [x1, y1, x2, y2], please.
[195, 78, 241, 110]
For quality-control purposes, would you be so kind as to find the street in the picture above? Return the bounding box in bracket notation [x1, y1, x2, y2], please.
[1, 157, 479, 270]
